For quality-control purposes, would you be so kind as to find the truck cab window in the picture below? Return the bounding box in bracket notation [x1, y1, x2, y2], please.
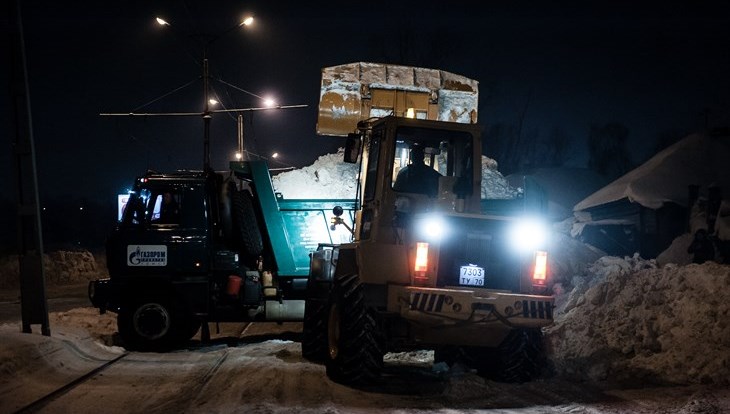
[152, 191, 181, 224]
[121, 188, 181, 226]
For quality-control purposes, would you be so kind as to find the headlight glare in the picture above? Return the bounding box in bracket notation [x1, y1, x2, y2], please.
[418, 215, 448, 241]
[509, 218, 548, 252]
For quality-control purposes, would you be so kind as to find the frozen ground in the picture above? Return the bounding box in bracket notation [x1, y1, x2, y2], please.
[1, 245, 729, 413]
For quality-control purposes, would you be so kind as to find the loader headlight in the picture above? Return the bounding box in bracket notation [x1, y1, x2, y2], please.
[509, 217, 548, 252]
[417, 215, 448, 241]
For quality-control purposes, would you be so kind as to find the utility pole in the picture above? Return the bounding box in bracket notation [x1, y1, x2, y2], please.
[8, 0, 51, 336]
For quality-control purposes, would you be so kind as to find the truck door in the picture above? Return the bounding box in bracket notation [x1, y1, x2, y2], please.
[113, 182, 209, 279]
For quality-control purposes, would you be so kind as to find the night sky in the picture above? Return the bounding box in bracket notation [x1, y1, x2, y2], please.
[3, 1, 730, 206]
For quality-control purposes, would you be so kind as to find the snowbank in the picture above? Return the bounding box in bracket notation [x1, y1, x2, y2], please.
[0, 250, 104, 289]
[270, 150, 520, 200]
[546, 255, 730, 385]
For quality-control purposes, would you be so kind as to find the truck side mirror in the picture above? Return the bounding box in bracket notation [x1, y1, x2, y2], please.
[343, 133, 361, 164]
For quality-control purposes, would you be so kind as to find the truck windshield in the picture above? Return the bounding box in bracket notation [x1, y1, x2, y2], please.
[121, 188, 181, 226]
[391, 126, 473, 197]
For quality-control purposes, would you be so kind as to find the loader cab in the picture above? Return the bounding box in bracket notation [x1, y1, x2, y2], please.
[107, 172, 213, 279]
[355, 117, 482, 241]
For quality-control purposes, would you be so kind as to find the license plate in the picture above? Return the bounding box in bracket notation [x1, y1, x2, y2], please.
[460, 264, 484, 286]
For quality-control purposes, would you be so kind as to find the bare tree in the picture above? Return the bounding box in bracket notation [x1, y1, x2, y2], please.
[587, 122, 632, 178]
[532, 126, 571, 168]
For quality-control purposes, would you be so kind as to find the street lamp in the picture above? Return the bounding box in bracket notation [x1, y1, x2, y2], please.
[156, 15, 255, 171]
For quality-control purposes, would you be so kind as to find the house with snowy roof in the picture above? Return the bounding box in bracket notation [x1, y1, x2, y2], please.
[571, 131, 730, 258]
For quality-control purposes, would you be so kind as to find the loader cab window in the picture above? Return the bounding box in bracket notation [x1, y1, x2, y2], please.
[363, 130, 383, 202]
[391, 127, 474, 197]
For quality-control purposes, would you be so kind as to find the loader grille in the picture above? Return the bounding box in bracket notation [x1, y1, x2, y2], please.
[409, 292, 446, 313]
[522, 299, 553, 319]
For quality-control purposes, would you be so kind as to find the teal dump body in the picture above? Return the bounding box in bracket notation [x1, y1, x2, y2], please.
[230, 160, 357, 277]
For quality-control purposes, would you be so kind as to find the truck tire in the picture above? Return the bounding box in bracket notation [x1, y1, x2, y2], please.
[302, 298, 328, 362]
[324, 273, 384, 386]
[472, 328, 545, 383]
[117, 295, 188, 351]
[219, 177, 236, 244]
[232, 190, 263, 258]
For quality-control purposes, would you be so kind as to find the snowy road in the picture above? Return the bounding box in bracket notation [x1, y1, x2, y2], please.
[2, 316, 728, 414]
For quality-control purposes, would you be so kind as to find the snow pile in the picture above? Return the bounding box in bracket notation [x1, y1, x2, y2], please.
[656, 233, 694, 266]
[546, 255, 730, 385]
[271, 149, 358, 199]
[480, 155, 520, 199]
[271, 150, 519, 200]
[0, 250, 103, 289]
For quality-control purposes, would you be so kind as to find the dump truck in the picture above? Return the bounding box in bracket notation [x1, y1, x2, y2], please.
[89, 164, 357, 350]
[88, 62, 554, 384]
[302, 62, 554, 384]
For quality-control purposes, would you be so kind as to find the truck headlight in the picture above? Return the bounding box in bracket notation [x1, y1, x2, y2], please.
[509, 218, 548, 252]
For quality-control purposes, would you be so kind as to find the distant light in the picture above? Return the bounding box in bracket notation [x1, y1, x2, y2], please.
[79, 207, 84, 211]
[209, 98, 219, 106]
[235, 152, 243, 160]
[271, 152, 279, 159]
[156, 17, 169, 26]
[263, 98, 276, 108]
[406, 108, 415, 118]
[242, 16, 254, 26]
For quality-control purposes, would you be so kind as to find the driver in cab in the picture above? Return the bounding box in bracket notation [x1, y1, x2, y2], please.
[393, 144, 441, 197]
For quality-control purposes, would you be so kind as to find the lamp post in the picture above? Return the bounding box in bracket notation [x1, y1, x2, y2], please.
[156, 15, 254, 171]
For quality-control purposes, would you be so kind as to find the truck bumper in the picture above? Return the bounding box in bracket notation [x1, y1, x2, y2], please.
[387, 285, 554, 346]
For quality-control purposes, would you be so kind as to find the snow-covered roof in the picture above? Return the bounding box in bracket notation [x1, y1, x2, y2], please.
[575, 133, 730, 211]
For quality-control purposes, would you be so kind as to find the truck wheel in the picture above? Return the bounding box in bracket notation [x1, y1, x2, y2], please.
[475, 328, 545, 383]
[232, 190, 263, 258]
[219, 177, 236, 243]
[118, 296, 186, 351]
[325, 273, 384, 386]
[302, 299, 328, 362]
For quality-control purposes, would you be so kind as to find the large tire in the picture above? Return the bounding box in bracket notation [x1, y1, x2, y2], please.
[324, 273, 384, 386]
[117, 295, 189, 351]
[466, 328, 545, 383]
[219, 177, 236, 243]
[231, 190, 263, 258]
[302, 297, 330, 362]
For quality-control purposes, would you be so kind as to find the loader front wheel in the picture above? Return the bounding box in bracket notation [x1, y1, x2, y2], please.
[324, 273, 383, 386]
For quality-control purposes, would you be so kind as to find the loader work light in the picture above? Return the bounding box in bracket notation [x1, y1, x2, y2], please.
[508, 217, 548, 252]
[416, 215, 448, 241]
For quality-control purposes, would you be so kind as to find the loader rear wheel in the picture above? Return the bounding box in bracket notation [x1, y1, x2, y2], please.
[232, 190, 263, 258]
[302, 299, 328, 362]
[325, 273, 383, 386]
[468, 328, 545, 383]
[494, 328, 545, 382]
